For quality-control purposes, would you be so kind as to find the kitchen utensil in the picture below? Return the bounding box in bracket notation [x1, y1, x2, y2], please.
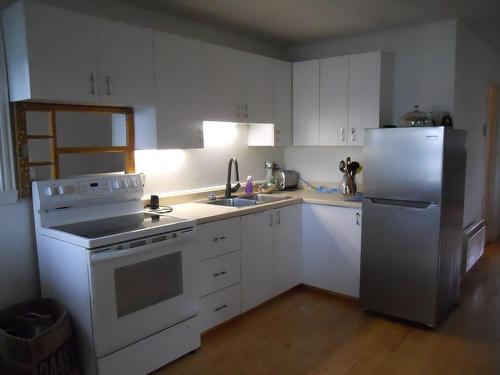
[400, 105, 428, 127]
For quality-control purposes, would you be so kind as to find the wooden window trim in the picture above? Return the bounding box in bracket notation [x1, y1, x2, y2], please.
[13, 102, 135, 198]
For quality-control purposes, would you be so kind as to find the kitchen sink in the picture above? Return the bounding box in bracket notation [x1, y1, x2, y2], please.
[201, 194, 291, 208]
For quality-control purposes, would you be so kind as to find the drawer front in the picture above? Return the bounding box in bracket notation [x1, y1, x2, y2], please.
[198, 251, 241, 297]
[196, 217, 241, 260]
[199, 284, 241, 332]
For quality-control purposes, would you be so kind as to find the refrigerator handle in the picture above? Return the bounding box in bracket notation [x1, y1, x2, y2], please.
[366, 198, 434, 209]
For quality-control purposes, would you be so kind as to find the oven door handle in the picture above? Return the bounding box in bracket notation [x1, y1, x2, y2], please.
[90, 229, 194, 263]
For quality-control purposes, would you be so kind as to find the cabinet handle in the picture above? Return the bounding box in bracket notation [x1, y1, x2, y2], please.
[270, 213, 274, 226]
[214, 304, 228, 312]
[213, 271, 227, 277]
[276, 210, 281, 225]
[105, 75, 111, 96]
[213, 236, 226, 242]
[244, 104, 249, 118]
[356, 212, 361, 226]
[340, 127, 344, 142]
[236, 103, 241, 118]
[89, 73, 95, 95]
[351, 127, 356, 143]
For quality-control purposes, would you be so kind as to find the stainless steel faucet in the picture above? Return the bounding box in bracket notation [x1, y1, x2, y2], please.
[225, 157, 240, 198]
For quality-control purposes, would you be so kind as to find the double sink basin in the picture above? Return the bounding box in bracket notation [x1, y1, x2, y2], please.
[200, 194, 291, 208]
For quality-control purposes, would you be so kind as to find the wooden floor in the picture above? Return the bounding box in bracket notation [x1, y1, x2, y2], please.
[155, 243, 500, 375]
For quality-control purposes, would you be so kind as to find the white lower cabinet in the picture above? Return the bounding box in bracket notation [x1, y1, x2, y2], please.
[197, 251, 241, 298]
[199, 284, 241, 333]
[241, 204, 302, 312]
[302, 204, 362, 297]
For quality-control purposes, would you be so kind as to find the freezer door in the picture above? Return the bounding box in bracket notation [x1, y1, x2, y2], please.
[363, 127, 444, 203]
[360, 198, 441, 326]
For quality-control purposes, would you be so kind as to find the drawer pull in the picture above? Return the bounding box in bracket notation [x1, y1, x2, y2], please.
[213, 271, 227, 277]
[214, 304, 228, 312]
[213, 236, 226, 242]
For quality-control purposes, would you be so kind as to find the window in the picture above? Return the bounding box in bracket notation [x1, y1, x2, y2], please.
[0, 25, 17, 204]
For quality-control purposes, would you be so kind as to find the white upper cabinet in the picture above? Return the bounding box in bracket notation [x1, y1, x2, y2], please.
[273, 60, 293, 146]
[202, 43, 274, 124]
[153, 33, 203, 149]
[319, 56, 349, 146]
[293, 60, 319, 145]
[2, 1, 99, 103]
[293, 51, 381, 146]
[240, 51, 274, 124]
[97, 20, 154, 106]
[348, 51, 381, 146]
[2, 1, 155, 107]
[203, 43, 243, 122]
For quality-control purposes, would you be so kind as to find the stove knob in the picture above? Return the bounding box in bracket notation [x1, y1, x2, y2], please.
[120, 179, 129, 188]
[130, 179, 138, 188]
[113, 180, 121, 190]
[57, 185, 66, 195]
[44, 186, 56, 197]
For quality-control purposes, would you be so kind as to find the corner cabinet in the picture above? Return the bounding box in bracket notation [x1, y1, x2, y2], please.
[2, 1, 155, 106]
[302, 204, 362, 298]
[202, 43, 274, 124]
[241, 204, 302, 312]
[293, 51, 381, 146]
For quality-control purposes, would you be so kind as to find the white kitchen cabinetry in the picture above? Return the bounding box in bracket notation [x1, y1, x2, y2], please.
[348, 51, 381, 146]
[274, 204, 302, 295]
[319, 56, 349, 146]
[150, 33, 204, 149]
[195, 218, 242, 332]
[241, 204, 302, 312]
[2, 1, 99, 103]
[293, 52, 381, 146]
[241, 210, 275, 312]
[273, 60, 293, 146]
[203, 43, 274, 124]
[97, 20, 154, 106]
[302, 204, 362, 297]
[2, 1, 155, 106]
[293, 60, 320, 145]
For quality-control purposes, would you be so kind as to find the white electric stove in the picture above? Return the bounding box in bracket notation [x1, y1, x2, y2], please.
[32, 174, 200, 375]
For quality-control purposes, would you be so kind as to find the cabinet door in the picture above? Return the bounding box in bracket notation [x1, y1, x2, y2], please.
[273, 60, 292, 146]
[240, 52, 274, 124]
[320, 56, 349, 146]
[203, 43, 243, 122]
[21, 2, 99, 103]
[293, 60, 319, 145]
[274, 205, 302, 295]
[97, 20, 154, 106]
[302, 204, 361, 297]
[348, 52, 381, 146]
[241, 210, 275, 312]
[154, 33, 203, 149]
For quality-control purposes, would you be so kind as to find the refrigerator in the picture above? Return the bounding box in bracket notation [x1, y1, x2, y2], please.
[360, 127, 467, 327]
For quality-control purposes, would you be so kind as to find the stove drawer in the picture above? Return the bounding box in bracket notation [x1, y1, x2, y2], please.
[195, 218, 241, 260]
[199, 284, 241, 332]
[198, 250, 241, 297]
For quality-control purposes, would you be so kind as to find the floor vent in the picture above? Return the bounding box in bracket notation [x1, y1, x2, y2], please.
[462, 220, 486, 275]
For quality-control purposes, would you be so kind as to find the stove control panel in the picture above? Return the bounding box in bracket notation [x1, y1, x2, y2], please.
[33, 174, 144, 209]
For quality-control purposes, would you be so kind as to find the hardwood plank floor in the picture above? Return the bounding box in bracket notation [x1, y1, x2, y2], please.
[154, 243, 500, 374]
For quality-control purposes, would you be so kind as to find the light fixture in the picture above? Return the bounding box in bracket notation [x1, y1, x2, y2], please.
[203, 121, 238, 148]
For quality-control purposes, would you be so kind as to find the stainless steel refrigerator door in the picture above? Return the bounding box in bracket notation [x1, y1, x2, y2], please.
[363, 127, 444, 203]
[360, 198, 441, 326]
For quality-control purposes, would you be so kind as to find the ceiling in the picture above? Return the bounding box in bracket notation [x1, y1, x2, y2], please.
[121, 0, 500, 50]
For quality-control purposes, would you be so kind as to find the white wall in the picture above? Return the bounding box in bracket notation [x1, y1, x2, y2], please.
[454, 21, 500, 231]
[0, 199, 38, 308]
[283, 20, 458, 188]
[136, 124, 284, 196]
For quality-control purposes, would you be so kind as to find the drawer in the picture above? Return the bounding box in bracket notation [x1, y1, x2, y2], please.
[195, 217, 241, 260]
[197, 251, 241, 297]
[199, 284, 241, 332]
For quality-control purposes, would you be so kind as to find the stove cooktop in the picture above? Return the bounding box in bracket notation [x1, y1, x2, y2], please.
[51, 213, 188, 239]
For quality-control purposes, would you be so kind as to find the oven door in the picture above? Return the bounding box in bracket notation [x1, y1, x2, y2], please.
[89, 229, 198, 357]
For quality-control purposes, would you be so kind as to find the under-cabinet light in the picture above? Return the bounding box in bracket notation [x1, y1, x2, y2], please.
[203, 121, 238, 148]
